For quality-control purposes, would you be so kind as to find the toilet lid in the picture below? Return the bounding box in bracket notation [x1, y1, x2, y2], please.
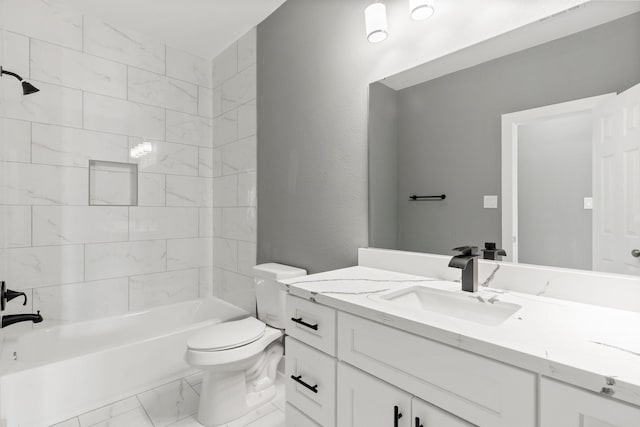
[187, 317, 266, 351]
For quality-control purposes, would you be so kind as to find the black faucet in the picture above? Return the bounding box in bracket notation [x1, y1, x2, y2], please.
[449, 246, 480, 292]
[2, 311, 43, 328]
[1, 281, 27, 311]
[481, 242, 506, 260]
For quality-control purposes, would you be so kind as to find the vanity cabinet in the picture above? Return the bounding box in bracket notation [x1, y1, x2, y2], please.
[540, 378, 640, 427]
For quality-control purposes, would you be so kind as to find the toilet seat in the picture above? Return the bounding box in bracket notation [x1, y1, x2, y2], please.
[188, 317, 266, 352]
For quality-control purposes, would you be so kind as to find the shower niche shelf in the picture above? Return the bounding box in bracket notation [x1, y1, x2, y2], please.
[89, 160, 138, 206]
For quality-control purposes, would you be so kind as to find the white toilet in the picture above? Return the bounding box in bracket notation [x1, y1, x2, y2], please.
[186, 263, 307, 427]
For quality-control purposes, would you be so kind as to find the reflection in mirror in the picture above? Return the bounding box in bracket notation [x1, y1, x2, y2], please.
[368, 3, 640, 275]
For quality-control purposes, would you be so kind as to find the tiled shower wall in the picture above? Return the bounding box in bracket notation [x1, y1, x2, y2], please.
[0, 0, 215, 332]
[208, 31, 258, 314]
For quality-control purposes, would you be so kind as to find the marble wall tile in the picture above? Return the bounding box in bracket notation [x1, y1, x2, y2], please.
[166, 111, 212, 148]
[0, 119, 31, 163]
[238, 241, 257, 277]
[212, 86, 223, 118]
[212, 208, 223, 237]
[0, 206, 31, 248]
[31, 39, 127, 98]
[238, 99, 257, 139]
[211, 45, 238, 88]
[129, 207, 198, 240]
[33, 278, 129, 325]
[89, 162, 137, 206]
[32, 123, 129, 167]
[129, 138, 198, 176]
[129, 269, 199, 311]
[198, 147, 214, 177]
[85, 240, 166, 281]
[138, 173, 166, 207]
[5, 0, 82, 50]
[137, 380, 199, 427]
[212, 237, 238, 271]
[1, 162, 87, 205]
[166, 46, 211, 88]
[166, 175, 213, 207]
[211, 148, 223, 177]
[198, 87, 213, 118]
[237, 171, 257, 207]
[212, 110, 238, 147]
[222, 207, 257, 242]
[222, 136, 257, 174]
[167, 238, 213, 271]
[212, 175, 238, 207]
[128, 67, 198, 114]
[33, 206, 128, 246]
[83, 16, 165, 74]
[237, 28, 257, 71]
[222, 65, 257, 112]
[220, 270, 256, 315]
[198, 267, 216, 298]
[1, 244, 84, 289]
[0, 31, 30, 78]
[84, 93, 165, 139]
[198, 208, 214, 237]
[0, 80, 83, 128]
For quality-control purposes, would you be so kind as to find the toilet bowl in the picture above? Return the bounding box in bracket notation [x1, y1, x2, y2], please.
[186, 263, 307, 427]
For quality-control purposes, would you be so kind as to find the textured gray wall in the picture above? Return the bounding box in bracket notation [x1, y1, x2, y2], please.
[368, 82, 398, 250]
[390, 13, 640, 256]
[518, 113, 593, 270]
[257, 0, 640, 273]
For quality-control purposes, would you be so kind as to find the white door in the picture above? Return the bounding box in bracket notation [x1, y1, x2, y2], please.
[337, 362, 412, 427]
[412, 397, 475, 427]
[593, 82, 640, 274]
[541, 378, 640, 427]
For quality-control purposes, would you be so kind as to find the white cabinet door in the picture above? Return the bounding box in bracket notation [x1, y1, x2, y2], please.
[541, 378, 640, 427]
[412, 397, 474, 427]
[337, 362, 412, 427]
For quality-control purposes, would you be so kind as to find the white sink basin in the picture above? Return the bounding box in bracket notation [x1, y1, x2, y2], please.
[372, 286, 521, 326]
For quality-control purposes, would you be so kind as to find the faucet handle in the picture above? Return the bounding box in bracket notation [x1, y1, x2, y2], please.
[452, 246, 479, 256]
[1, 281, 27, 311]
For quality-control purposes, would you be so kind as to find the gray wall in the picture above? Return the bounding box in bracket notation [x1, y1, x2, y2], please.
[518, 113, 593, 270]
[368, 82, 398, 250]
[391, 13, 640, 256]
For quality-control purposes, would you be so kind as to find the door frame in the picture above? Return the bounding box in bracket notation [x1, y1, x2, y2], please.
[500, 93, 615, 263]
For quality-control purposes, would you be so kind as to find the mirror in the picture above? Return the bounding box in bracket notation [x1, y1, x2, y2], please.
[368, 3, 640, 275]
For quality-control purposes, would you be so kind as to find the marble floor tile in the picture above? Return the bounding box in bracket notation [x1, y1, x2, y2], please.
[78, 396, 140, 427]
[227, 404, 279, 427]
[244, 409, 284, 427]
[138, 380, 199, 427]
[91, 407, 154, 427]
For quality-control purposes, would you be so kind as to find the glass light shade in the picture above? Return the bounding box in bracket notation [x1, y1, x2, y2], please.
[410, 0, 435, 20]
[365, 3, 388, 43]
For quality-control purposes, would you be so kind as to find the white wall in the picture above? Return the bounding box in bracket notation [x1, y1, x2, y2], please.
[209, 30, 258, 314]
[0, 0, 214, 332]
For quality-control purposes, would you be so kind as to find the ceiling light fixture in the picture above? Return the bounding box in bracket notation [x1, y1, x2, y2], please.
[365, 2, 388, 43]
[409, 0, 435, 21]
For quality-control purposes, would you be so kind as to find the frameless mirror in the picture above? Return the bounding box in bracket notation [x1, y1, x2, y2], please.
[368, 2, 640, 275]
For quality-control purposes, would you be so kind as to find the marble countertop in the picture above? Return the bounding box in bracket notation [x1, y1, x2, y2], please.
[281, 266, 640, 407]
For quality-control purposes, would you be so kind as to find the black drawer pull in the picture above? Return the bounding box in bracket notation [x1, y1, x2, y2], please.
[290, 317, 318, 330]
[291, 375, 318, 393]
[394, 405, 403, 427]
[415, 417, 424, 427]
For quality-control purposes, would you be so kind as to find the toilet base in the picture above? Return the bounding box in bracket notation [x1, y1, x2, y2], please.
[196, 342, 283, 427]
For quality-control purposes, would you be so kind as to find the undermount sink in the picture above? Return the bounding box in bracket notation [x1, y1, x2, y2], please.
[372, 286, 521, 326]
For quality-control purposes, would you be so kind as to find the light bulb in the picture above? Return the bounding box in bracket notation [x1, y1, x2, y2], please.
[410, 0, 435, 21]
[365, 3, 388, 43]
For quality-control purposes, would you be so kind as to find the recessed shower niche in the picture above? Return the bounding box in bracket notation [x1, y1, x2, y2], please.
[89, 160, 138, 206]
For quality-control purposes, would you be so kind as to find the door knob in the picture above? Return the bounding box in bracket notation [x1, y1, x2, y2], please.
[632, 249, 640, 258]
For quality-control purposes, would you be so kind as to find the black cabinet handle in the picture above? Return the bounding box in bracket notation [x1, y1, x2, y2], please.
[415, 417, 424, 427]
[291, 374, 318, 393]
[394, 405, 403, 427]
[290, 317, 318, 330]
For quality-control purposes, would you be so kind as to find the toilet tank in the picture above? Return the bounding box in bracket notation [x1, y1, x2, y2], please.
[253, 263, 307, 329]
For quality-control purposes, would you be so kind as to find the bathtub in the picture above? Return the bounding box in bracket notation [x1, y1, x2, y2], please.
[0, 297, 249, 427]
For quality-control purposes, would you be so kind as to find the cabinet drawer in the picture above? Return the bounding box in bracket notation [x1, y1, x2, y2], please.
[337, 312, 535, 427]
[412, 397, 474, 427]
[286, 294, 336, 355]
[540, 378, 640, 427]
[285, 337, 336, 426]
[286, 403, 321, 427]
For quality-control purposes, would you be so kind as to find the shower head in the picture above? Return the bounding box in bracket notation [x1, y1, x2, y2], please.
[1, 66, 40, 95]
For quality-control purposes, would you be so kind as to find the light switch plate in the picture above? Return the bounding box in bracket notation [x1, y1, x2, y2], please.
[484, 195, 498, 209]
[584, 197, 593, 210]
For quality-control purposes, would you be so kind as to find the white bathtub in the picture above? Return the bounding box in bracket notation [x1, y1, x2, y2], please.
[0, 297, 249, 427]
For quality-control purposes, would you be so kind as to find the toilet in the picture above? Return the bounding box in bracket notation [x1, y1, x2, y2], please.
[186, 263, 307, 427]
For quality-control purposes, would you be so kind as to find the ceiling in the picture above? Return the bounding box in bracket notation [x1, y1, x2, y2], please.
[57, 0, 287, 59]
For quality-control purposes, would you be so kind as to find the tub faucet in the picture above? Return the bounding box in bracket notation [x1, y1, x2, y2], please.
[1, 311, 43, 328]
[449, 246, 480, 293]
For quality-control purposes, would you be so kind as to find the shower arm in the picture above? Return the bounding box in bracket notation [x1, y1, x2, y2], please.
[0, 66, 24, 81]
